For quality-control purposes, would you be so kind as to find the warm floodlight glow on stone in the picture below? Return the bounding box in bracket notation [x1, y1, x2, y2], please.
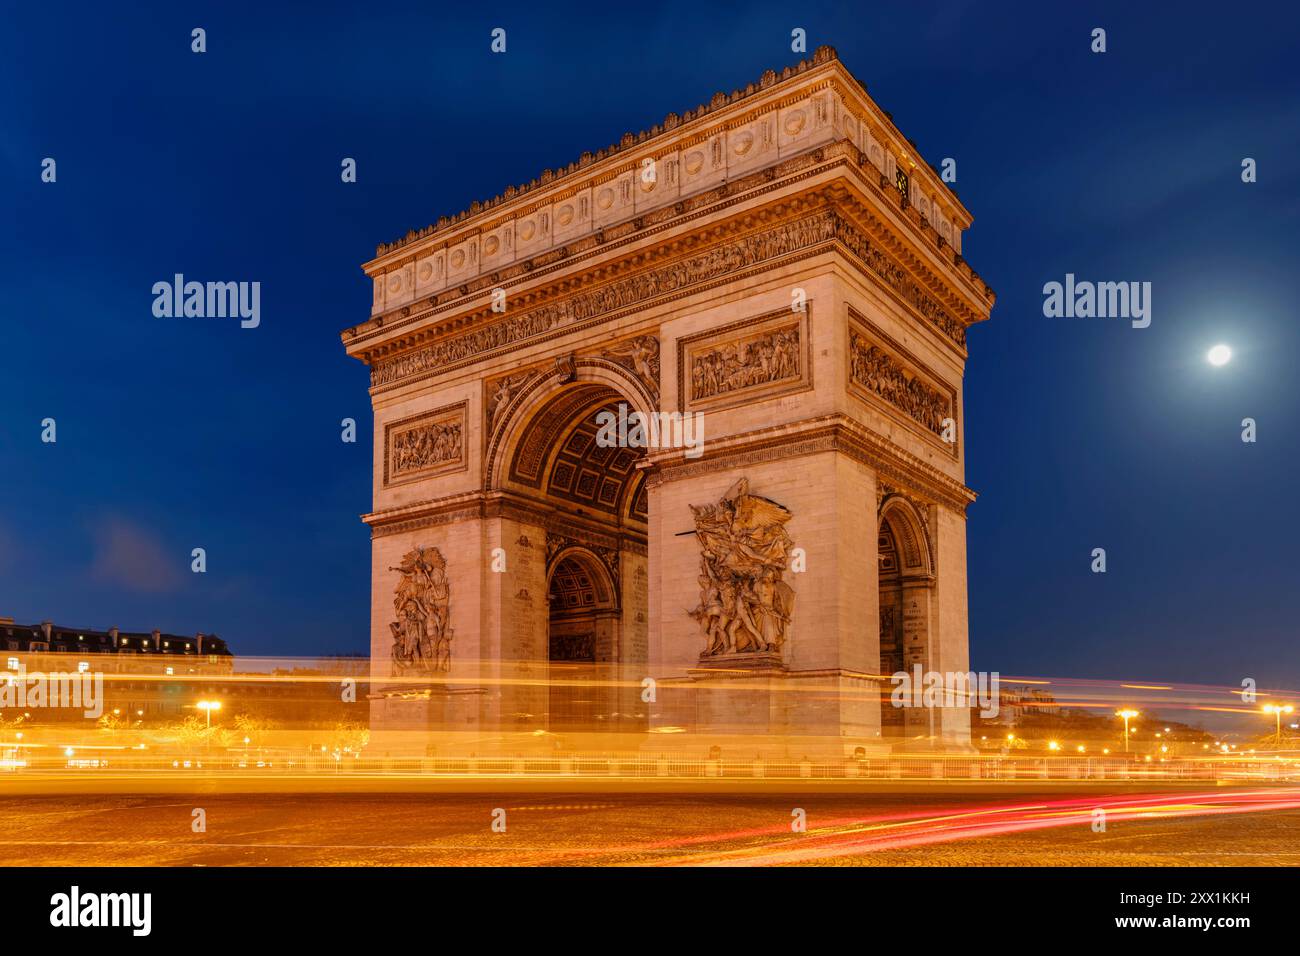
[1207, 344, 1232, 366]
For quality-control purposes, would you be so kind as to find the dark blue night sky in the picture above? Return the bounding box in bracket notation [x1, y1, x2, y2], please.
[3, 2, 1298, 685]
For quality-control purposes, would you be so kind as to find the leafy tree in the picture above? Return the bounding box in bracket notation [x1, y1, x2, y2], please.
[96, 712, 126, 733]
[233, 713, 274, 747]
[329, 721, 370, 753]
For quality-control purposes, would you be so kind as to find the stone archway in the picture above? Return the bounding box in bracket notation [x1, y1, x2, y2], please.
[351, 49, 993, 753]
[499, 383, 648, 519]
[545, 549, 619, 729]
[877, 494, 935, 740]
[484, 357, 657, 497]
[491, 378, 650, 733]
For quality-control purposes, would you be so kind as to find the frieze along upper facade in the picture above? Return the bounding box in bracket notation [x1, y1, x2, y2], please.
[344, 45, 993, 754]
[361, 188, 983, 392]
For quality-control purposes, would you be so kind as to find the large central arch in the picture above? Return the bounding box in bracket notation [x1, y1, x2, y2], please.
[485, 358, 657, 496]
[489, 370, 651, 734]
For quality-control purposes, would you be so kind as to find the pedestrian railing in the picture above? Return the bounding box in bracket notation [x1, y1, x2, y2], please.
[8, 751, 1299, 782]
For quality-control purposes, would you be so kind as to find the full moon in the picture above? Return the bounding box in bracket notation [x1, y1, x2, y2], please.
[1207, 344, 1232, 367]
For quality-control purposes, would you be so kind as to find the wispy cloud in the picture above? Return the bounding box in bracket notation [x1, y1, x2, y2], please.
[88, 516, 183, 594]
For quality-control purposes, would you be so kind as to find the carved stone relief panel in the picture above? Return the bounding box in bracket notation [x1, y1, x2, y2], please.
[383, 401, 468, 487]
[600, 334, 660, 403]
[847, 309, 957, 456]
[688, 478, 796, 660]
[549, 631, 595, 662]
[485, 368, 542, 436]
[677, 306, 812, 414]
[389, 545, 452, 673]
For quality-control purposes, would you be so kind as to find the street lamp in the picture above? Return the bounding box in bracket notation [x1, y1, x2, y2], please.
[1116, 709, 1139, 754]
[196, 699, 222, 730]
[1263, 704, 1294, 746]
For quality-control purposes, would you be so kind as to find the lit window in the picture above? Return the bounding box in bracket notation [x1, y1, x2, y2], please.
[6, 658, 18, 671]
[77, 661, 90, 674]
[895, 167, 909, 203]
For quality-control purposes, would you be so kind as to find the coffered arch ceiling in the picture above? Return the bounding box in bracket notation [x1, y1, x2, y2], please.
[547, 551, 616, 618]
[507, 383, 648, 524]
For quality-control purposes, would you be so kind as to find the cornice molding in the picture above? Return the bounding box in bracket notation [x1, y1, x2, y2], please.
[349, 143, 845, 354]
[364, 489, 649, 550]
[357, 174, 989, 398]
[347, 139, 993, 367]
[644, 414, 976, 514]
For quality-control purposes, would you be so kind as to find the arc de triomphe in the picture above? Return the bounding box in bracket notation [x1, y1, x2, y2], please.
[341, 46, 994, 754]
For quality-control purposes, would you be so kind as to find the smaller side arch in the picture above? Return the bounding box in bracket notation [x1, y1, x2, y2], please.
[545, 548, 622, 729]
[546, 546, 619, 614]
[878, 493, 935, 579]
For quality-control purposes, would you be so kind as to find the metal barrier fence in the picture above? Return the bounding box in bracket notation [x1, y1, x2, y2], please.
[8, 752, 1299, 782]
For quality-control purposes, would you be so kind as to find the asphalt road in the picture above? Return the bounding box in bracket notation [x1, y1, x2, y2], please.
[1, 789, 1297, 866]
